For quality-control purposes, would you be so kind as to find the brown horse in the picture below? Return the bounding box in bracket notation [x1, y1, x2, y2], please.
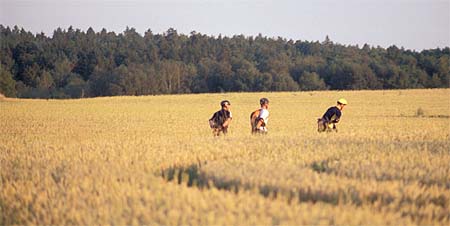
[317, 118, 337, 133]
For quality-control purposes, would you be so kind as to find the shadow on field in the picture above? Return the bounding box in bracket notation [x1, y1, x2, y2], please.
[158, 161, 449, 223]
[157, 159, 450, 222]
[309, 157, 450, 189]
[159, 162, 394, 207]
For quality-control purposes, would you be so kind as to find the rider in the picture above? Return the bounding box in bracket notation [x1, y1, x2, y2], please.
[318, 98, 347, 132]
[209, 100, 233, 136]
[251, 98, 269, 134]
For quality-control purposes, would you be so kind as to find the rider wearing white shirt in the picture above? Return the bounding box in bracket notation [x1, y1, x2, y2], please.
[256, 98, 269, 133]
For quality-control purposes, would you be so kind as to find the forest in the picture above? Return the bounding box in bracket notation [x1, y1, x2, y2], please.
[0, 25, 448, 98]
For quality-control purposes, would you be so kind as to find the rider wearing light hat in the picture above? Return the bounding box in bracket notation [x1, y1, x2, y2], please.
[318, 98, 347, 132]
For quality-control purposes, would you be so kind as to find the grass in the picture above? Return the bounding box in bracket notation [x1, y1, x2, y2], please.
[0, 89, 449, 225]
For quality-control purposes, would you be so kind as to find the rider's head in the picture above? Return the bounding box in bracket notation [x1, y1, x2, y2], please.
[221, 100, 231, 110]
[260, 98, 269, 109]
[337, 98, 347, 110]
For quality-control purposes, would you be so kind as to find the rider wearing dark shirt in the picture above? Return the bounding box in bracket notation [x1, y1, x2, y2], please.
[318, 98, 347, 132]
[209, 100, 232, 136]
[322, 106, 342, 123]
[211, 109, 232, 127]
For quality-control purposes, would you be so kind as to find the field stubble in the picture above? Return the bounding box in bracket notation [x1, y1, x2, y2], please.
[0, 89, 449, 225]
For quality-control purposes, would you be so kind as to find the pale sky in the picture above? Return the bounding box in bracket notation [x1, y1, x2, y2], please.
[0, 0, 449, 51]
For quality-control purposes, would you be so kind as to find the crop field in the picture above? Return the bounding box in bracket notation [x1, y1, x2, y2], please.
[1, 89, 449, 225]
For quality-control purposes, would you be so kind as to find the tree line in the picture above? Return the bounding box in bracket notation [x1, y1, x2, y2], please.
[0, 25, 448, 98]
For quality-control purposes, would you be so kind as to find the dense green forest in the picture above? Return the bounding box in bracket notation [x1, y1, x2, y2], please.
[0, 25, 448, 98]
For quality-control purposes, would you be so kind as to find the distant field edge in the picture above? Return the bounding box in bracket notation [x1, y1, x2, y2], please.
[1, 88, 449, 101]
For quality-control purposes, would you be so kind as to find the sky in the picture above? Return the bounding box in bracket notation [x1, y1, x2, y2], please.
[0, 0, 449, 51]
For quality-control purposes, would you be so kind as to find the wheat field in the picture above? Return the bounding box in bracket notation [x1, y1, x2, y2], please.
[1, 89, 449, 225]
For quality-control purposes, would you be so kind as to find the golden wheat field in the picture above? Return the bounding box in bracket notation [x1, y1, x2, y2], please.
[0, 89, 449, 225]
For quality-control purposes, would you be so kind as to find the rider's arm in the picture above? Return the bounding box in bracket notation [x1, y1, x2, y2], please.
[222, 117, 232, 128]
[255, 118, 264, 129]
[222, 111, 232, 128]
[331, 109, 342, 123]
[256, 110, 268, 129]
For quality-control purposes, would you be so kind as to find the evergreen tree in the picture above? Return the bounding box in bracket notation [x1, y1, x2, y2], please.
[0, 25, 448, 98]
[298, 71, 327, 91]
[0, 67, 16, 97]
